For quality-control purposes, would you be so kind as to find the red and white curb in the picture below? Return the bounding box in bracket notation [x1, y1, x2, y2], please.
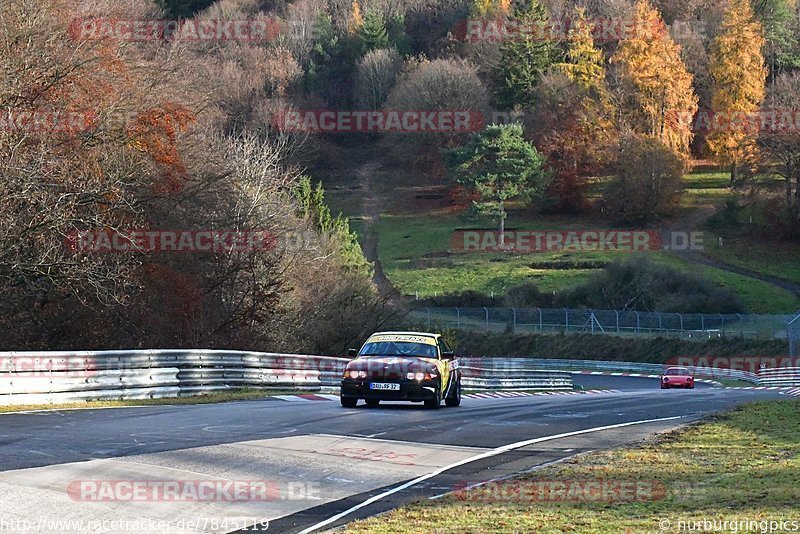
[270, 386, 798, 402]
[572, 371, 658, 378]
[726, 386, 794, 390]
[273, 394, 340, 402]
[271, 390, 620, 401]
[463, 389, 619, 399]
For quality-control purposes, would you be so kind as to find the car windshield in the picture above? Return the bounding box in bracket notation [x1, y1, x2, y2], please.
[665, 368, 690, 375]
[359, 341, 437, 358]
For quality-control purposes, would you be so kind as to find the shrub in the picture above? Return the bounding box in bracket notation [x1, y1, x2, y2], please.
[605, 136, 686, 223]
[561, 256, 744, 313]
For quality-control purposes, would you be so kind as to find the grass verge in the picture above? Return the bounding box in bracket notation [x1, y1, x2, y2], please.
[0, 389, 295, 414]
[346, 399, 800, 533]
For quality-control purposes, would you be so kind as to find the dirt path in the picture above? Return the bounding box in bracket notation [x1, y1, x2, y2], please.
[356, 160, 394, 293]
[668, 207, 800, 298]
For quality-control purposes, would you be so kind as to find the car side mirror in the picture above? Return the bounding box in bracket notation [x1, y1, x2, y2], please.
[442, 350, 455, 360]
[348, 348, 358, 358]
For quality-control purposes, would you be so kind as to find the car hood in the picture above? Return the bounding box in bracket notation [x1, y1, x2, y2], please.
[347, 356, 441, 379]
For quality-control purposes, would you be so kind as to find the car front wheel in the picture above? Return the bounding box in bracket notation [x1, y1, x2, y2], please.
[425, 385, 441, 409]
[341, 397, 357, 408]
[445, 376, 461, 407]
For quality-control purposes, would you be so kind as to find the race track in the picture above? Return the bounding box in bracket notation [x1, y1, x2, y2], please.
[0, 382, 783, 534]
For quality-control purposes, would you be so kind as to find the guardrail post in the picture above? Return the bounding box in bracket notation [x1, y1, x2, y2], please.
[657, 312, 662, 333]
[539, 307, 543, 331]
[426, 307, 431, 329]
[456, 307, 461, 328]
[564, 308, 569, 333]
[679, 313, 684, 334]
[719, 313, 724, 336]
[512, 308, 517, 333]
[615, 310, 619, 333]
[483, 306, 489, 332]
[700, 314, 705, 333]
[636, 311, 640, 334]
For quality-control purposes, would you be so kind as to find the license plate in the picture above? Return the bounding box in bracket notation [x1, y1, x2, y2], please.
[370, 382, 400, 391]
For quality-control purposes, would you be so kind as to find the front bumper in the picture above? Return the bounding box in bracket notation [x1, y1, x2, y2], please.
[341, 379, 438, 401]
[661, 379, 694, 388]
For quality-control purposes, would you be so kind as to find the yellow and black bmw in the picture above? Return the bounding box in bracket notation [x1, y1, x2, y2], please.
[340, 332, 461, 409]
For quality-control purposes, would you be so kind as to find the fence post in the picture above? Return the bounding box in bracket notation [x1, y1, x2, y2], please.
[636, 311, 640, 334]
[456, 307, 461, 329]
[564, 308, 569, 332]
[615, 310, 620, 332]
[700, 314, 705, 334]
[426, 307, 431, 329]
[512, 308, 517, 333]
[679, 313, 684, 334]
[719, 314, 724, 336]
[657, 312, 662, 333]
[538, 307, 543, 331]
[483, 306, 489, 332]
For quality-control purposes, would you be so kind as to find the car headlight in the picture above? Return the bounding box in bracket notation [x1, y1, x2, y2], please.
[407, 371, 437, 381]
[345, 370, 367, 379]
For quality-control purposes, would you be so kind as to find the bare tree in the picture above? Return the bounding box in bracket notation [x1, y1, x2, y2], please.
[386, 57, 490, 112]
[354, 48, 404, 109]
[758, 72, 800, 229]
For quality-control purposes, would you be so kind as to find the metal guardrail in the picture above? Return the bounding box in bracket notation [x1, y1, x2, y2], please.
[0, 351, 574, 405]
[758, 367, 800, 386]
[0, 350, 348, 406]
[460, 360, 572, 390]
[458, 358, 759, 383]
[410, 307, 799, 340]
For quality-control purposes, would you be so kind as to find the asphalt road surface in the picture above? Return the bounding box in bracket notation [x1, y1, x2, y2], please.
[0, 384, 783, 534]
[572, 374, 712, 390]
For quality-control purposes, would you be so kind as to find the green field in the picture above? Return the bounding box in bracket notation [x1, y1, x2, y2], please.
[374, 212, 800, 312]
[702, 230, 800, 286]
[336, 169, 800, 313]
[346, 399, 800, 533]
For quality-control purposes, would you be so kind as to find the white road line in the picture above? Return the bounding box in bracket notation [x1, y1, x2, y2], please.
[298, 415, 684, 534]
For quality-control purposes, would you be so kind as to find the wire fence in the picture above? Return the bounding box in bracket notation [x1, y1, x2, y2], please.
[407, 307, 800, 343]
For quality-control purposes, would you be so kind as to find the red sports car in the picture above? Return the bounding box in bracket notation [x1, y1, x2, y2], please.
[660, 366, 695, 389]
